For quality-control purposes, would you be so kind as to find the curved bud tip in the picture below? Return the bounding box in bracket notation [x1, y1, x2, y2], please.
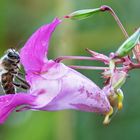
[115, 28, 140, 57]
[103, 106, 113, 125]
[64, 8, 101, 20]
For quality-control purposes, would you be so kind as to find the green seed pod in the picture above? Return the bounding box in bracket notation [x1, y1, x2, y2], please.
[116, 28, 140, 57]
[66, 8, 100, 20]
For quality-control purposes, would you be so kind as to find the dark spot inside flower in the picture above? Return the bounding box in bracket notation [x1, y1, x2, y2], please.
[37, 89, 46, 95]
[95, 94, 101, 102]
[86, 90, 94, 99]
[78, 86, 85, 94]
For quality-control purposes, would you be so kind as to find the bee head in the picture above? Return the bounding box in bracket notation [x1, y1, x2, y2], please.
[7, 49, 20, 60]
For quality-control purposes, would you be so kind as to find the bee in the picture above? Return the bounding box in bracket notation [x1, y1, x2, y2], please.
[0, 49, 30, 94]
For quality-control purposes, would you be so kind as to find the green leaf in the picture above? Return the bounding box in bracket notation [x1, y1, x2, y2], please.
[116, 28, 140, 57]
[66, 8, 101, 20]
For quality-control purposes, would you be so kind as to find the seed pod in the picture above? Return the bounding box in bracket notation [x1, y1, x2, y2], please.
[65, 8, 100, 20]
[115, 28, 140, 57]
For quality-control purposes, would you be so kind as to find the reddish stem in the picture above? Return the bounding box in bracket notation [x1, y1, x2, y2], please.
[69, 65, 123, 71]
[54, 56, 107, 63]
[126, 63, 140, 71]
[100, 5, 129, 39]
[100, 5, 140, 62]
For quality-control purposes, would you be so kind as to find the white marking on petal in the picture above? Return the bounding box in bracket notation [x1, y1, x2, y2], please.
[31, 77, 62, 108]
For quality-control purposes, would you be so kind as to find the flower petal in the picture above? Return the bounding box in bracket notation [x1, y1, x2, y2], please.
[0, 93, 35, 124]
[27, 62, 111, 114]
[44, 67, 110, 114]
[20, 18, 61, 73]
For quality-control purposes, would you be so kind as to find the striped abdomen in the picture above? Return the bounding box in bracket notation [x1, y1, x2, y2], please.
[0, 49, 20, 94]
[1, 72, 15, 94]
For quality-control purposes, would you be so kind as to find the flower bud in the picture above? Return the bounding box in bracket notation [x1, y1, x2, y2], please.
[65, 8, 100, 20]
[111, 71, 127, 90]
[115, 28, 140, 57]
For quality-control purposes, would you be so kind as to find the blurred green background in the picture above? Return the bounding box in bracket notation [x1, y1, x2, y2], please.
[0, 0, 140, 140]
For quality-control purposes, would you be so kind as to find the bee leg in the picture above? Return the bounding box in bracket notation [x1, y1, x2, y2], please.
[9, 69, 18, 75]
[13, 82, 30, 90]
[18, 72, 26, 76]
[103, 106, 113, 125]
[15, 75, 30, 88]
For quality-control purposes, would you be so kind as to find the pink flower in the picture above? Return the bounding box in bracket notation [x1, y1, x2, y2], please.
[0, 18, 111, 124]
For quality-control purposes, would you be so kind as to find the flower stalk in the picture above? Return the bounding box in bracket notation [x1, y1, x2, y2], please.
[54, 56, 96, 63]
[100, 5, 129, 39]
[65, 5, 140, 61]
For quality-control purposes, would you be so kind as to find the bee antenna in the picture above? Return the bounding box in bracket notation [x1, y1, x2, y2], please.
[11, 48, 15, 52]
[15, 40, 24, 50]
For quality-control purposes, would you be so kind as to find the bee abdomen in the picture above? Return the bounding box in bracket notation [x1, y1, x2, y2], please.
[3, 85, 15, 94]
[1, 72, 15, 94]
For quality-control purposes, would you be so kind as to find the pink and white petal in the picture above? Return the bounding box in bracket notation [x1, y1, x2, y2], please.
[29, 63, 111, 114]
[0, 93, 36, 124]
[20, 18, 61, 73]
[46, 69, 110, 114]
[25, 60, 69, 84]
[30, 79, 62, 108]
[26, 62, 70, 108]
